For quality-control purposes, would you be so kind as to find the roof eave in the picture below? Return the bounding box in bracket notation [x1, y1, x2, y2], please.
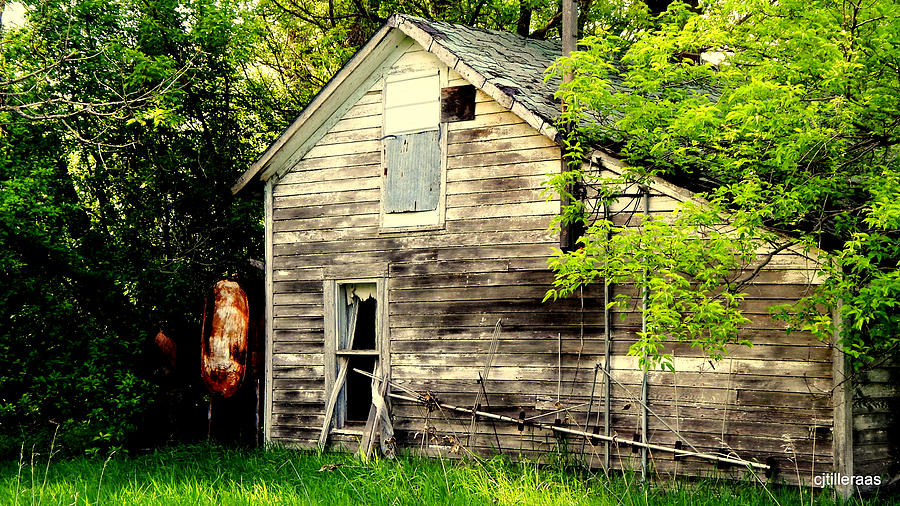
[231, 19, 402, 194]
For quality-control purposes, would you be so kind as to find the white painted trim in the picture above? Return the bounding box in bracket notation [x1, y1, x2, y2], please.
[262, 179, 274, 444]
[267, 35, 415, 185]
[377, 278, 390, 384]
[232, 26, 410, 193]
[437, 65, 449, 228]
[323, 279, 337, 425]
[593, 151, 699, 204]
[591, 150, 826, 261]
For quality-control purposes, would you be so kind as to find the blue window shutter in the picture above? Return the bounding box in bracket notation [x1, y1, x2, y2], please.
[383, 130, 441, 213]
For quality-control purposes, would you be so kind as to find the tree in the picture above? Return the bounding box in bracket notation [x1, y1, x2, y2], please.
[545, 0, 900, 369]
[0, 0, 282, 455]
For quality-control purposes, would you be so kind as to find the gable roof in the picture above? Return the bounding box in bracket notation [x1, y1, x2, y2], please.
[232, 14, 570, 193]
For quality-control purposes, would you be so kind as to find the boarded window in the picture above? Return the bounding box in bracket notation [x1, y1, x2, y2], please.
[383, 71, 443, 217]
[383, 130, 441, 213]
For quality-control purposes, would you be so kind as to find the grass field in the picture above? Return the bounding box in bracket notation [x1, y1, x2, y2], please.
[0, 443, 895, 505]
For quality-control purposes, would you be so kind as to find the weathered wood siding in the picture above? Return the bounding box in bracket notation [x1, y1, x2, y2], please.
[582, 158, 833, 481]
[269, 42, 562, 448]
[267, 38, 835, 484]
[384, 162, 835, 483]
[853, 358, 900, 489]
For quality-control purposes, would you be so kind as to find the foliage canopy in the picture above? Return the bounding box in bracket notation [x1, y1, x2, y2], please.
[546, 0, 900, 369]
[0, 0, 272, 455]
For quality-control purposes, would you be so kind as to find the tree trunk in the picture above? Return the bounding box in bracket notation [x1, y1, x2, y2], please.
[516, 2, 532, 37]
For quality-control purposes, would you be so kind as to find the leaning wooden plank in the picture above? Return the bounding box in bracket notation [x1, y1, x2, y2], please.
[361, 367, 393, 458]
[377, 390, 395, 458]
[318, 357, 349, 449]
[359, 371, 380, 457]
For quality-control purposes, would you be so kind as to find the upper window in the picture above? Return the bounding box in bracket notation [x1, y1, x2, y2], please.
[381, 71, 444, 228]
[384, 73, 439, 135]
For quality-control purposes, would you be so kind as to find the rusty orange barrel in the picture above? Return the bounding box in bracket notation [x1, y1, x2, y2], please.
[154, 330, 177, 371]
[201, 279, 249, 398]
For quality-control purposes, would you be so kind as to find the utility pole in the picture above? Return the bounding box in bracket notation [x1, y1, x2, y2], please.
[559, 0, 579, 252]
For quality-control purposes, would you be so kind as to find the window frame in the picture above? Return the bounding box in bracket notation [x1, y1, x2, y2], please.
[323, 278, 389, 432]
[379, 67, 449, 232]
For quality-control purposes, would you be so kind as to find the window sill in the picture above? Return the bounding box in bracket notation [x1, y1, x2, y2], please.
[378, 224, 445, 235]
[332, 428, 365, 437]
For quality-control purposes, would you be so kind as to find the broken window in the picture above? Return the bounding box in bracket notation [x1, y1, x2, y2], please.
[440, 85, 476, 122]
[333, 283, 382, 427]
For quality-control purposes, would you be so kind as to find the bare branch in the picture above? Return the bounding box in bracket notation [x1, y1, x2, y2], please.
[732, 240, 797, 289]
[530, 11, 562, 40]
[59, 118, 135, 149]
[1, 51, 77, 87]
[3, 51, 199, 123]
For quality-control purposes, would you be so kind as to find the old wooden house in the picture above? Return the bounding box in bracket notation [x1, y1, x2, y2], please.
[233, 14, 898, 492]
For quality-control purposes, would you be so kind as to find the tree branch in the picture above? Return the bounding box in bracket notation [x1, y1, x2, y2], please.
[732, 240, 797, 289]
[529, 11, 562, 40]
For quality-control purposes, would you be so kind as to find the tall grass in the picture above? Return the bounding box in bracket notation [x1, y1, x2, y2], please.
[0, 443, 894, 505]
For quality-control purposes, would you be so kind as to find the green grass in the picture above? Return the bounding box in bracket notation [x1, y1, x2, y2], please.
[0, 443, 895, 505]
